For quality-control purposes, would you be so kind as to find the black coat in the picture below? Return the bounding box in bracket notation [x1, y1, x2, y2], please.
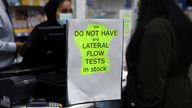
[124, 18, 192, 108]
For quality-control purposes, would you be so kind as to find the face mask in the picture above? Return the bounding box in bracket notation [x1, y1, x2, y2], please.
[57, 13, 73, 26]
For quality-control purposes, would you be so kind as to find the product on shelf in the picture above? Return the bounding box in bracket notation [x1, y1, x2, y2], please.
[7, 0, 21, 6]
[21, 0, 49, 6]
[9, 6, 47, 37]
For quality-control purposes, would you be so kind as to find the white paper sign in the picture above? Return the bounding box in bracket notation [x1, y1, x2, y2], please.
[67, 19, 123, 105]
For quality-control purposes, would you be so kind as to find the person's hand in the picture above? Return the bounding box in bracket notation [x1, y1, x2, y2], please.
[16, 42, 24, 53]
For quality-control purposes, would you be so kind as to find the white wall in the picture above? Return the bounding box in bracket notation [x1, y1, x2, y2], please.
[97, 0, 126, 12]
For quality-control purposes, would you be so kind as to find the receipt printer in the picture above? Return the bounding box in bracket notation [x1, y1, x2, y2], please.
[0, 75, 37, 102]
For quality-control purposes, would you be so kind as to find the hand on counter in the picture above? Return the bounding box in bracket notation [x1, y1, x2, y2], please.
[16, 42, 24, 55]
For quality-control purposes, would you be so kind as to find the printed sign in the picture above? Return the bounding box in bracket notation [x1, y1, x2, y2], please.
[67, 19, 123, 105]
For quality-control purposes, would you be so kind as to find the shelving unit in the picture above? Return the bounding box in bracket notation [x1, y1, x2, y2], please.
[10, 8, 45, 37]
[7, 0, 48, 39]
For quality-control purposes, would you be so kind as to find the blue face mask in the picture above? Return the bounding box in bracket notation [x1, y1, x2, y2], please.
[57, 13, 72, 25]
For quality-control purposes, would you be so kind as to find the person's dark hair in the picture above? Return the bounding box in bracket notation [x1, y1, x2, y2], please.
[44, 0, 65, 22]
[127, 0, 192, 70]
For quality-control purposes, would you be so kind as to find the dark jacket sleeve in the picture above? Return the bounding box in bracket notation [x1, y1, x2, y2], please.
[137, 20, 172, 108]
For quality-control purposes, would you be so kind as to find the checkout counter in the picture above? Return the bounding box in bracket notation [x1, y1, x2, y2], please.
[0, 24, 127, 107]
[0, 26, 68, 107]
[0, 67, 127, 108]
[0, 64, 127, 108]
[0, 65, 67, 106]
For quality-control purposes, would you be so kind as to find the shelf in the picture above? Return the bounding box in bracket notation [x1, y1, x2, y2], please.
[14, 28, 32, 37]
[20, 0, 48, 7]
[15, 28, 33, 33]
[9, 6, 44, 9]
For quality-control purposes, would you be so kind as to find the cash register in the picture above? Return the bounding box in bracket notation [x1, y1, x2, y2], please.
[0, 26, 67, 105]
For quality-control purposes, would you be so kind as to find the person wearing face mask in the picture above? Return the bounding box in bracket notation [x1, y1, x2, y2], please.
[46, 0, 72, 26]
[20, 0, 72, 104]
[21, 0, 72, 68]
[123, 0, 192, 108]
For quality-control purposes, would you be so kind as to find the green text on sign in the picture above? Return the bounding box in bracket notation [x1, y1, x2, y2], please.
[74, 24, 118, 75]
